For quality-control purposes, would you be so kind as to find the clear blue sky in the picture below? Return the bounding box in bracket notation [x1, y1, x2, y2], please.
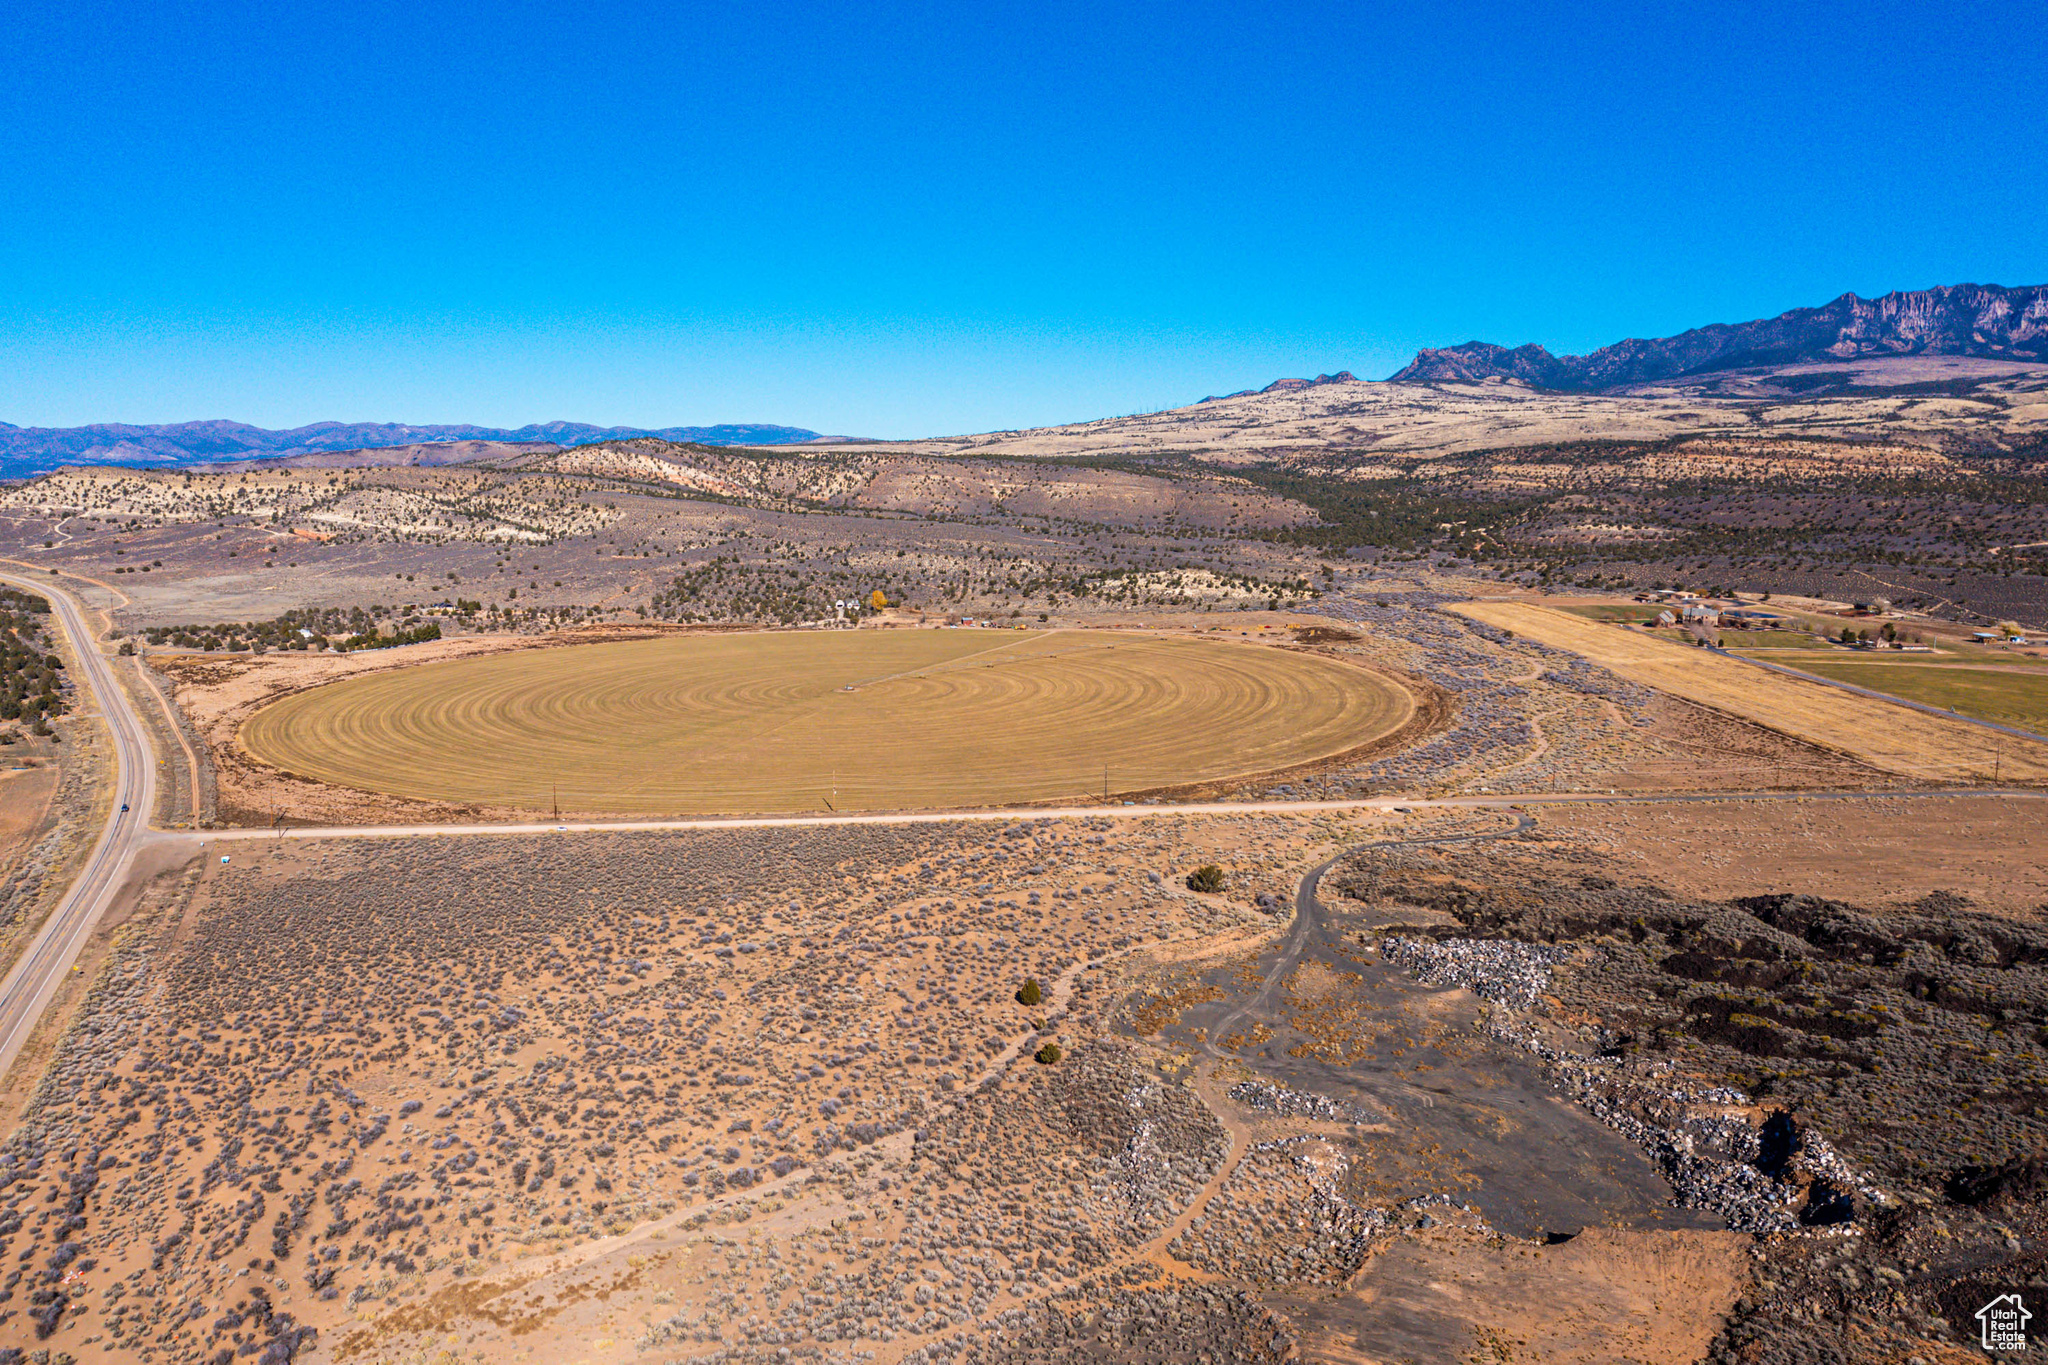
[4, 0, 2043, 437]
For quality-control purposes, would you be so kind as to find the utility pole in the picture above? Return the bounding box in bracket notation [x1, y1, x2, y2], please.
[1103, 763, 1109, 801]
[1995, 739, 2003, 786]
[552, 784, 559, 822]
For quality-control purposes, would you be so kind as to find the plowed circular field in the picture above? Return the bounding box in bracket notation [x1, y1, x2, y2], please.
[240, 629, 1413, 814]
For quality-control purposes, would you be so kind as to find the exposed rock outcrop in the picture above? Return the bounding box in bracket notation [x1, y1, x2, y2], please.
[1392, 282, 2048, 389]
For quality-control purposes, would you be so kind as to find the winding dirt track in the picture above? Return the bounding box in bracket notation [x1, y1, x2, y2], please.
[239, 628, 1414, 813]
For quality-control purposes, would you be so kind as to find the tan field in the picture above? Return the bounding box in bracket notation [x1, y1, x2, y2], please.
[239, 628, 1413, 813]
[1450, 600, 2048, 781]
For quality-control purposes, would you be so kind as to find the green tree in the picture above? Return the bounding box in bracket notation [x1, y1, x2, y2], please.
[1187, 865, 1225, 893]
[1015, 979, 1042, 1007]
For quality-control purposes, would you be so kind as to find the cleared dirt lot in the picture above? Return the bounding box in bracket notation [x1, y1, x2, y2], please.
[1275, 1226, 1747, 1365]
[238, 629, 1415, 814]
[1452, 600, 2048, 781]
[1542, 792, 2048, 915]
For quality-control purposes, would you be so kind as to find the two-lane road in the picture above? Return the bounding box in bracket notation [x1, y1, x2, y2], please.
[0, 573, 157, 1086]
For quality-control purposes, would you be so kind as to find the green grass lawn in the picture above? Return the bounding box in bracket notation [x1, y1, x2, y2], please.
[1774, 659, 2048, 734]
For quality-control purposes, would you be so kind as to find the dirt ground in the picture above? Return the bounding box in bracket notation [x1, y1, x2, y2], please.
[1542, 792, 2048, 916]
[10, 796, 2038, 1364]
[1275, 1225, 1749, 1365]
[1594, 693, 1895, 793]
[0, 810, 1318, 1363]
[0, 762, 60, 976]
[1320, 800, 2048, 1363]
[0, 765, 57, 871]
[0, 715, 111, 987]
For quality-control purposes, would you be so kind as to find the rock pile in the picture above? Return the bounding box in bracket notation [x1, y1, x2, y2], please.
[1485, 1008, 1888, 1233]
[1224, 1080, 1362, 1124]
[1380, 934, 1571, 1011]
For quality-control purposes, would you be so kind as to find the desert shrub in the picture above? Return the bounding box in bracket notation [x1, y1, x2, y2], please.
[1015, 978, 1042, 1006]
[1034, 1043, 1062, 1065]
[1187, 865, 1225, 893]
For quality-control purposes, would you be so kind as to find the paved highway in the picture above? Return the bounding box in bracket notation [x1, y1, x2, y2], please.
[0, 573, 157, 1086]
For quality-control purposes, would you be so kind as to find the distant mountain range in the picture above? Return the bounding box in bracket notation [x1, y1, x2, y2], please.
[1391, 282, 2048, 390]
[0, 419, 828, 478]
[14, 281, 2047, 480]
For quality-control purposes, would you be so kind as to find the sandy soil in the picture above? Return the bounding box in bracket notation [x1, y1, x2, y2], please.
[12, 795, 2025, 1363]
[1276, 1224, 1749, 1365]
[0, 766, 57, 874]
[1602, 693, 1896, 791]
[1543, 792, 2048, 917]
[0, 811, 1306, 1362]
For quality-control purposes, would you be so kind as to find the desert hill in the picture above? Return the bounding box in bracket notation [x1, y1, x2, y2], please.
[807, 353, 2048, 467]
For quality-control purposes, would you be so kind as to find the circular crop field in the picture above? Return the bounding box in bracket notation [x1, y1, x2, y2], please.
[240, 629, 1413, 814]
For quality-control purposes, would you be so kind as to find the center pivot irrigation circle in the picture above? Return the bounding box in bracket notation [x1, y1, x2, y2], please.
[240, 629, 1415, 814]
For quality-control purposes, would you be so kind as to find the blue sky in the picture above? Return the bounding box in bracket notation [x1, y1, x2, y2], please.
[4, 0, 2043, 437]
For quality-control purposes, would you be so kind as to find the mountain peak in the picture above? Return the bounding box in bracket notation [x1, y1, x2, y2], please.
[1390, 283, 2048, 390]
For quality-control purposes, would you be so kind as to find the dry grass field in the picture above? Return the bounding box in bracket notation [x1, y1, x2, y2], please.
[1450, 600, 2048, 781]
[239, 628, 1413, 813]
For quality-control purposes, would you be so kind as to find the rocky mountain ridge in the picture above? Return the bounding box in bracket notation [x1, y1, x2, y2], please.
[1200, 372, 1359, 403]
[1391, 282, 2048, 390]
